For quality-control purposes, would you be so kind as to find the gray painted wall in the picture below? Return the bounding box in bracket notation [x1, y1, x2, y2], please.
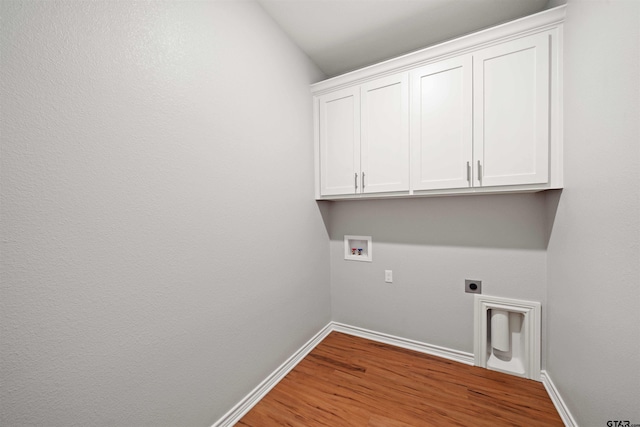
[546, 0, 640, 425]
[0, 1, 329, 426]
[328, 193, 549, 355]
[2, 0, 639, 426]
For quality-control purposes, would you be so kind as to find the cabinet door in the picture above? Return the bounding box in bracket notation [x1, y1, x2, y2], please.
[410, 56, 472, 191]
[360, 73, 409, 194]
[473, 33, 550, 187]
[318, 87, 360, 196]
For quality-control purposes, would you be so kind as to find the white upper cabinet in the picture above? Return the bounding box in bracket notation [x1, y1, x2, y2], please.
[361, 73, 409, 194]
[410, 55, 472, 191]
[318, 73, 409, 197]
[473, 32, 550, 188]
[312, 6, 564, 200]
[410, 33, 550, 193]
[318, 87, 360, 196]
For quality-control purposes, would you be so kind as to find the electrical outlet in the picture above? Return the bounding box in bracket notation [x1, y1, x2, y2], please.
[385, 270, 393, 283]
[465, 279, 482, 294]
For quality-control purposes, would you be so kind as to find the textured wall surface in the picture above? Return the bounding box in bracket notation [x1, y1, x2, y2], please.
[0, 1, 329, 426]
[328, 193, 549, 355]
[546, 0, 640, 424]
[3, 1, 639, 426]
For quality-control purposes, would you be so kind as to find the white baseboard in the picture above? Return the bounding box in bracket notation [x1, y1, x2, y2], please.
[211, 321, 474, 426]
[332, 322, 474, 366]
[541, 370, 578, 427]
[211, 323, 333, 427]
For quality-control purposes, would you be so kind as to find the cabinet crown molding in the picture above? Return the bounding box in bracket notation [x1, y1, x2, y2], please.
[311, 5, 565, 96]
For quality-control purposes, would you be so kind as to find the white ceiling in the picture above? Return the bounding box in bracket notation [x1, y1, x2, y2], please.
[257, 0, 551, 77]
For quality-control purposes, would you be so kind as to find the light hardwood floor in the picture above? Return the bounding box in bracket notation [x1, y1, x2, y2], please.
[238, 332, 563, 426]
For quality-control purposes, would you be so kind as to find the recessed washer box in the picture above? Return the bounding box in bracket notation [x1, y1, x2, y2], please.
[344, 235, 372, 262]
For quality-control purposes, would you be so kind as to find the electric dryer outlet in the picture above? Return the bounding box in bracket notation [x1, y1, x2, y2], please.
[465, 279, 482, 294]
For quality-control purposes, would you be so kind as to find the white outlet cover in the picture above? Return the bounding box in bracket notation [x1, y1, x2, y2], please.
[385, 270, 393, 283]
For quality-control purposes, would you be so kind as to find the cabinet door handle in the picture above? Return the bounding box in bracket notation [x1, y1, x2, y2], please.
[477, 161, 482, 181]
[362, 172, 366, 190]
[355, 173, 358, 191]
[466, 162, 471, 182]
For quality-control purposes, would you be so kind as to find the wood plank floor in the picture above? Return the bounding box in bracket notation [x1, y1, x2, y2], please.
[238, 332, 563, 426]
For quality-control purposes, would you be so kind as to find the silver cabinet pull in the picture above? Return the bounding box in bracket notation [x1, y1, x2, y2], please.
[355, 172, 358, 191]
[362, 172, 366, 189]
[477, 160, 482, 181]
[466, 162, 471, 182]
